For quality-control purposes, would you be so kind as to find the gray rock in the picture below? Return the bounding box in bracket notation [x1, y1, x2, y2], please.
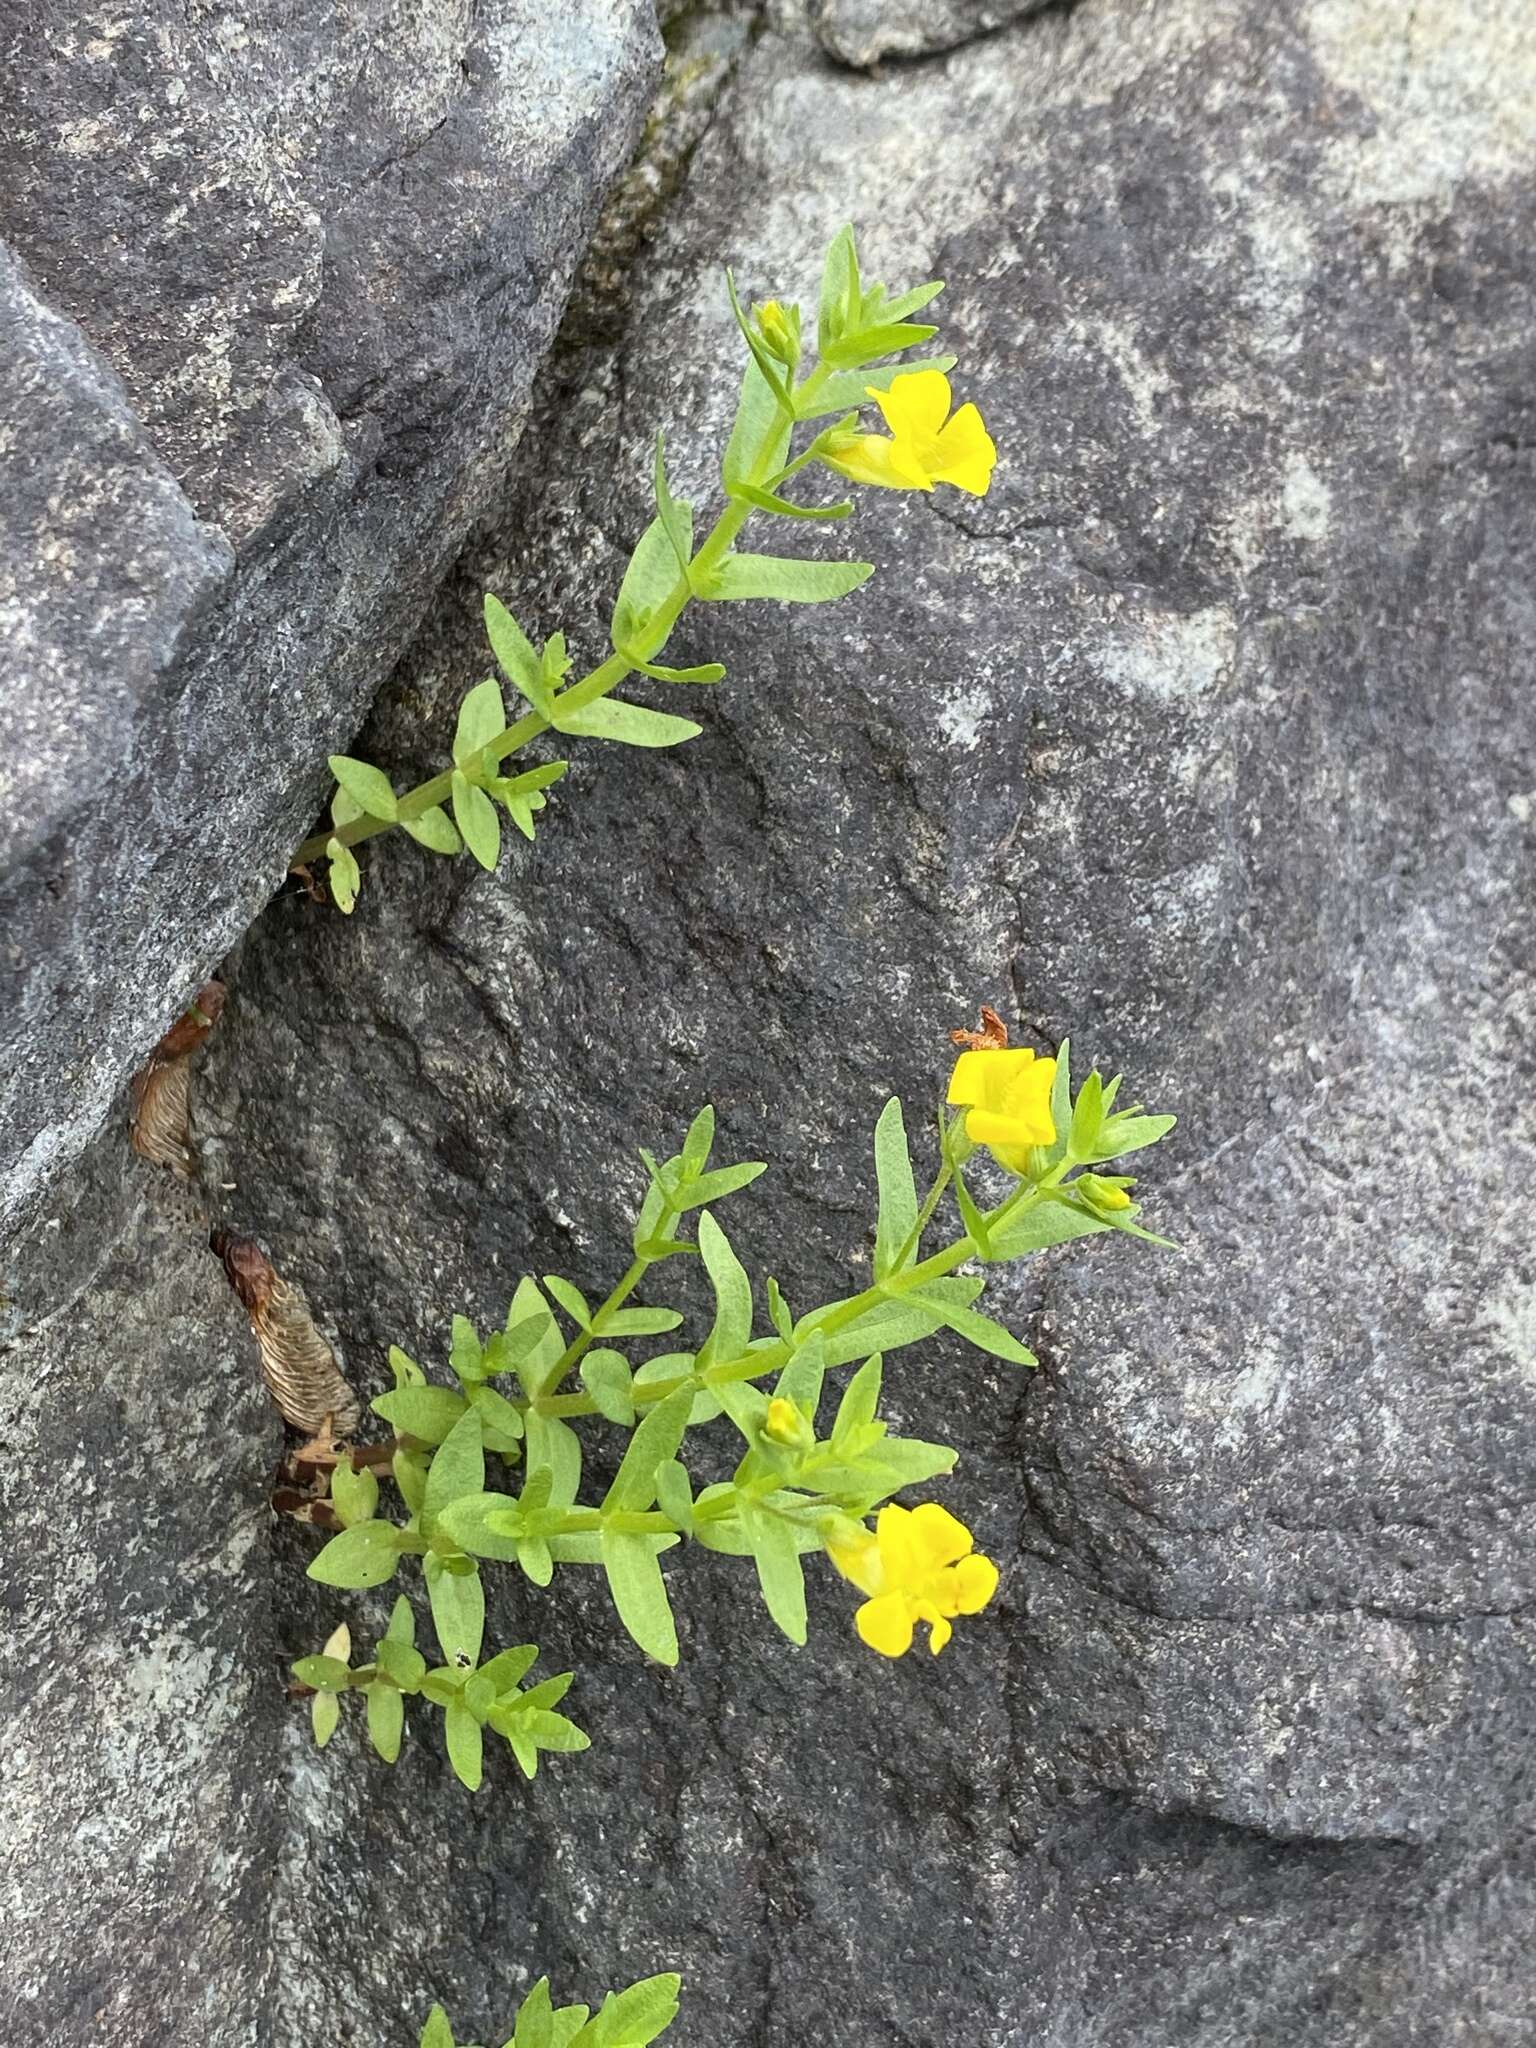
[0, 0, 662, 1248]
[10, 0, 1536, 2042]
[0, 1139, 283, 2048]
[810, 0, 1051, 67]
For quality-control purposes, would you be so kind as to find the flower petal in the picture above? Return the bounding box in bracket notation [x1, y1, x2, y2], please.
[856, 1592, 915, 1658]
[965, 1105, 1054, 1150]
[909, 1502, 974, 1571]
[824, 435, 914, 492]
[952, 1552, 1000, 1615]
[870, 368, 952, 440]
[918, 1602, 953, 1655]
[947, 1046, 1039, 1110]
[931, 403, 997, 496]
[827, 1527, 885, 1599]
[874, 1503, 924, 1586]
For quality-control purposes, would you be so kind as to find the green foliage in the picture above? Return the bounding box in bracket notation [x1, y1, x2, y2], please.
[294, 224, 960, 910]
[297, 1041, 1175, 1788]
[419, 1972, 682, 2048]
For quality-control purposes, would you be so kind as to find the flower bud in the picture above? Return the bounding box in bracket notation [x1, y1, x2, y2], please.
[755, 299, 799, 365]
[1077, 1171, 1132, 1213]
[764, 1395, 814, 1452]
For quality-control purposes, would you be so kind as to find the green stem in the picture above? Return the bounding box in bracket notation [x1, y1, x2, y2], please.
[540, 1187, 684, 1397]
[294, 363, 831, 870]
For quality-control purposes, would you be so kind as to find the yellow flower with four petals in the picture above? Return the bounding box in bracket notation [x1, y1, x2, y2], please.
[827, 1502, 1000, 1658]
[825, 369, 997, 497]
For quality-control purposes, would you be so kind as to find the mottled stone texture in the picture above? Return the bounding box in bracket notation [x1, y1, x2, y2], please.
[810, 0, 1050, 65]
[0, 1, 661, 1243]
[8, 0, 1536, 2042]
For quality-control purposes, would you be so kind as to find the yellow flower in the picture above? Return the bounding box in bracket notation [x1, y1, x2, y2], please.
[824, 370, 996, 496]
[764, 1395, 814, 1451]
[1076, 1171, 1132, 1213]
[947, 1046, 1057, 1175]
[827, 1503, 999, 1658]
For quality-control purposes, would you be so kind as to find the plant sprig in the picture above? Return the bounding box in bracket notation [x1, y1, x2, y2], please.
[292, 226, 961, 908]
[419, 1972, 681, 2048]
[296, 1034, 1175, 1787]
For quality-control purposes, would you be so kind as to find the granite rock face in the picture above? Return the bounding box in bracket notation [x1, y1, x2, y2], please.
[810, 0, 1051, 66]
[0, 0, 661, 1246]
[9, 0, 1536, 2043]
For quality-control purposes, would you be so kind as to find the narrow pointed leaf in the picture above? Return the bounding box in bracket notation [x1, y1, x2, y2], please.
[707, 554, 872, 605]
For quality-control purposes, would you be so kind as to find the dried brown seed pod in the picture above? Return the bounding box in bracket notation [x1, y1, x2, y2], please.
[212, 1232, 361, 1439]
[128, 980, 227, 1176]
[950, 1004, 1009, 1051]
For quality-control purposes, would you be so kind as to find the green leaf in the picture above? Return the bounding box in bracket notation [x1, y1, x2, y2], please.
[385, 1593, 417, 1645]
[311, 1689, 340, 1747]
[543, 1276, 592, 1330]
[652, 432, 694, 575]
[502, 1279, 564, 1397]
[601, 1527, 678, 1664]
[292, 1653, 352, 1691]
[724, 267, 792, 411]
[744, 1508, 807, 1644]
[603, 1386, 695, 1512]
[435, 1491, 525, 1563]
[823, 318, 939, 370]
[833, 1354, 885, 1447]
[326, 836, 361, 915]
[515, 1979, 556, 2048]
[484, 594, 546, 706]
[555, 698, 702, 749]
[571, 1974, 682, 2048]
[372, 1384, 468, 1443]
[612, 513, 685, 657]
[773, 1331, 828, 1418]
[452, 770, 501, 870]
[628, 657, 725, 685]
[425, 1552, 485, 1671]
[328, 755, 398, 822]
[766, 1277, 794, 1343]
[421, 2006, 456, 2048]
[1043, 1036, 1073, 1169]
[331, 784, 363, 828]
[706, 554, 872, 605]
[454, 674, 508, 766]
[307, 1521, 405, 1589]
[901, 1284, 1036, 1365]
[1095, 1112, 1178, 1160]
[817, 223, 859, 358]
[872, 1097, 919, 1280]
[1068, 1067, 1104, 1163]
[522, 1708, 590, 1753]
[801, 354, 958, 418]
[388, 1344, 426, 1388]
[580, 1349, 636, 1426]
[374, 1635, 427, 1689]
[524, 1408, 583, 1508]
[653, 1457, 693, 1530]
[330, 1459, 378, 1528]
[728, 481, 853, 522]
[602, 1305, 684, 1337]
[423, 1408, 486, 1522]
[393, 1448, 429, 1514]
[366, 1681, 405, 1763]
[681, 1106, 715, 1172]
[480, 1643, 541, 1695]
[952, 1160, 994, 1258]
[697, 1211, 752, 1365]
[807, 1277, 986, 1368]
[670, 1161, 767, 1211]
[401, 803, 463, 855]
[722, 358, 792, 490]
[987, 1198, 1115, 1260]
[444, 1697, 484, 1790]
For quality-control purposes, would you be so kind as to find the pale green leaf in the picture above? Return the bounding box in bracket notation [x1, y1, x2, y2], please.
[706, 554, 872, 604]
[872, 1096, 918, 1280]
[328, 755, 397, 822]
[601, 1527, 678, 1664]
[452, 771, 501, 870]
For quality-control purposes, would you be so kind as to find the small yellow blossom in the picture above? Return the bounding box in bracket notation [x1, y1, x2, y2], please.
[947, 1046, 1057, 1175]
[764, 1396, 813, 1451]
[827, 1503, 999, 1658]
[755, 299, 798, 364]
[824, 370, 996, 497]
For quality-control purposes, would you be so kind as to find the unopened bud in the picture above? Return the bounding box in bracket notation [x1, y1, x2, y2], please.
[764, 1395, 814, 1452]
[755, 299, 799, 365]
[1077, 1172, 1132, 1213]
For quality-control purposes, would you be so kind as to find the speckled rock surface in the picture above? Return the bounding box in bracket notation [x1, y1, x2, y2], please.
[0, 1138, 281, 2047]
[810, 0, 1050, 66]
[0, 1, 660, 1248]
[11, 0, 1536, 2041]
